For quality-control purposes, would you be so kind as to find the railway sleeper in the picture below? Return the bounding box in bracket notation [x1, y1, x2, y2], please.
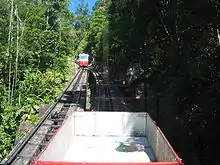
[60, 107, 70, 111]
[10, 156, 31, 165]
[50, 110, 68, 121]
[26, 135, 46, 145]
[17, 143, 40, 164]
[50, 113, 67, 125]
[59, 109, 69, 113]
[45, 133, 54, 140]
[39, 143, 47, 149]
[58, 114, 67, 118]
[51, 118, 64, 123]
[48, 128, 58, 134]
[63, 103, 72, 107]
[39, 138, 52, 151]
[55, 110, 67, 114]
[51, 125, 61, 129]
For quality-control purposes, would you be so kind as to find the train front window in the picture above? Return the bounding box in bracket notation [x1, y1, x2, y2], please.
[80, 55, 88, 60]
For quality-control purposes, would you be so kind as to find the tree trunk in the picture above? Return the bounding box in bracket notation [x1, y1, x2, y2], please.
[11, 4, 20, 103]
[7, 0, 14, 104]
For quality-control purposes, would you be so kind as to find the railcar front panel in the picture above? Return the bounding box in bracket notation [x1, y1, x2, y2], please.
[79, 61, 88, 67]
[79, 54, 89, 67]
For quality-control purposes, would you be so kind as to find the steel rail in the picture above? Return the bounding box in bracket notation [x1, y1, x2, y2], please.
[90, 70, 113, 111]
[73, 69, 88, 112]
[105, 85, 113, 111]
[89, 70, 100, 111]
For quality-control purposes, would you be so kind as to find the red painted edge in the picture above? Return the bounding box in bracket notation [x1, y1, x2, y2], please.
[31, 110, 75, 165]
[35, 161, 179, 165]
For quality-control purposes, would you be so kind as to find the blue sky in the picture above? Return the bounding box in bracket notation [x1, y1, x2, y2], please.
[68, 0, 96, 13]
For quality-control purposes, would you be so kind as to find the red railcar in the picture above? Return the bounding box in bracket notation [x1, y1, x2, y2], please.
[78, 53, 89, 67]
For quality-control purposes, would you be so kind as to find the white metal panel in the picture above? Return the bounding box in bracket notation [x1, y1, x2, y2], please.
[73, 112, 146, 136]
[145, 113, 178, 162]
[123, 113, 146, 136]
[93, 113, 124, 136]
[73, 113, 95, 136]
[39, 114, 74, 161]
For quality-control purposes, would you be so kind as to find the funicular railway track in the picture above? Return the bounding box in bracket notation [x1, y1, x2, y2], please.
[91, 71, 113, 111]
[92, 64, 131, 112]
[91, 68, 130, 112]
[1, 69, 89, 165]
[90, 69, 130, 112]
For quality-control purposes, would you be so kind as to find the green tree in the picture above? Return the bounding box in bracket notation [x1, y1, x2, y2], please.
[85, 0, 109, 61]
[105, 0, 220, 165]
[73, 0, 90, 55]
[0, 0, 76, 160]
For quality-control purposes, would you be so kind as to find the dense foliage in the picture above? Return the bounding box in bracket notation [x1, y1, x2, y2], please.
[74, 0, 108, 62]
[0, 0, 78, 160]
[80, 0, 220, 165]
[107, 1, 220, 165]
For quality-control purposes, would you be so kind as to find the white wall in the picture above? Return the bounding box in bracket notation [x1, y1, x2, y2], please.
[39, 113, 74, 161]
[73, 112, 146, 137]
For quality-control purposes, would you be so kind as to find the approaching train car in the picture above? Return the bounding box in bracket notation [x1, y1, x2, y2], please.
[78, 53, 89, 67]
